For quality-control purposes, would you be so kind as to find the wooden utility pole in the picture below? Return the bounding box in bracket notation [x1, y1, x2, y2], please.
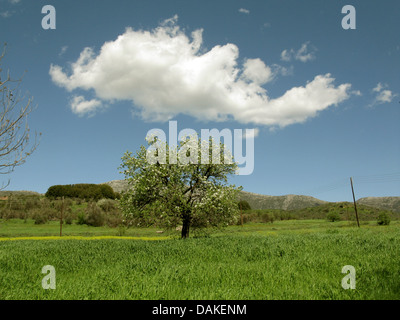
[60, 196, 64, 236]
[350, 177, 360, 227]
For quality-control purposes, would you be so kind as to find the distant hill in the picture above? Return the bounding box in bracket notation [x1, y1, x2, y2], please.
[101, 180, 328, 210]
[238, 191, 328, 210]
[101, 180, 400, 212]
[2, 180, 399, 213]
[357, 197, 400, 213]
[281, 201, 400, 221]
[102, 180, 130, 193]
[0, 190, 42, 197]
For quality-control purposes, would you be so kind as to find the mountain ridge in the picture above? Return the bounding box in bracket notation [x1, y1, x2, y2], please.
[102, 180, 400, 212]
[3, 180, 397, 213]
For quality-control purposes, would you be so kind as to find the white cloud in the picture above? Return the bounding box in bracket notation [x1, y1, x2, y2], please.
[238, 8, 250, 14]
[281, 42, 316, 63]
[371, 83, 397, 105]
[280, 49, 291, 62]
[296, 42, 316, 62]
[376, 90, 395, 104]
[243, 128, 259, 139]
[70, 96, 102, 116]
[272, 64, 293, 77]
[1, 0, 21, 18]
[0, 11, 12, 18]
[372, 82, 384, 93]
[241, 58, 273, 84]
[262, 22, 271, 29]
[58, 46, 68, 57]
[50, 16, 353, 127]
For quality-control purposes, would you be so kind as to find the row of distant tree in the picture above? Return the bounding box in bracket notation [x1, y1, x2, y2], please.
[45, 184, 119, 200]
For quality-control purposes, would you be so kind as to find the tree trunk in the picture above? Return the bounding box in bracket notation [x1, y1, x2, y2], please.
[181, 217, 191, 239]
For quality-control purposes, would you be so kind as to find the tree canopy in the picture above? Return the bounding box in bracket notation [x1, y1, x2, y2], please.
[238, 200, 251, 211]
[119, 136, 241, 238]
[45, 183, 117, 200]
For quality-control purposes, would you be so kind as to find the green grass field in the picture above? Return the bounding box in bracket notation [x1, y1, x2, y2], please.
[0, 219, 399, 300]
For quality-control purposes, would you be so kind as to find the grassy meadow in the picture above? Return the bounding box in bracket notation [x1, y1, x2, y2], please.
[0, 218, 399, 300]
[1, 193, 399, 300]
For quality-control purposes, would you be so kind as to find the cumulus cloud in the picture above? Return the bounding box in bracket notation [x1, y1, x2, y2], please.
[371, 83, 397, 105]
[238, 8, 250, 14]
[0, 11, 12, 18]
[372, 83, 384, 93]
[280, 49, 291, 62]
[281, 42, 316, 63]
[376, 90, 395, 104]
[70, 96, 102, 116]
[241, 58, 273, 84]
[49, 15, 353, 127]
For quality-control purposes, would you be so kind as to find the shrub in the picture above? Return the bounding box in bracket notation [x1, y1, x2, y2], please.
[327, 212, 341, 222]
[261, 212, 274, 223]
[64, 214, 74, 225]
[43, 207, 59, 221]
[76, 211, 86, 225]
[105, 212, 123, 228]
[1, 209, 12, 220]
[238, 200, 251, 211]
[25, 197, 40, 210]
[32, 211, 48, 225]
[30, 207, 58, 223]
[97, 199, 117, 212]
[38, 197, 52, 209]
[377, 212, 391, 226]
[85, 202, 105, 227]
[239, 212, 257, 224]
[276, 212, 296, 221]
[237, 210, 276, 224]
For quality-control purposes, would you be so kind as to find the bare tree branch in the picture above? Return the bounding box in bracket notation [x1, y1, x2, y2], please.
[0, 45, 40, 190]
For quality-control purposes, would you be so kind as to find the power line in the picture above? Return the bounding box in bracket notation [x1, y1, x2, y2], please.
[300, 178, 349, 196]
[299, 172, 400, 197]
[353, 172, 400, 184]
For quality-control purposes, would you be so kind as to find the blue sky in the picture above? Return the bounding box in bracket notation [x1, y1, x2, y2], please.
[0, 0, 399, 202]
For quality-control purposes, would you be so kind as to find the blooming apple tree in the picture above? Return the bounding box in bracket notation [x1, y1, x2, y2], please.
[118, 136, 241, 238]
